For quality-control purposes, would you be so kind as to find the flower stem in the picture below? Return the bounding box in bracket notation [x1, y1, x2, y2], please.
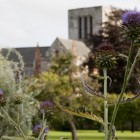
[127, 48, 140, 82]
[18, 125, 28, 140]
[108, 39, 135, 140]
[103, 69, 108, 140]
[1, 107, 19, 131]
[17, 105, 20, 125]
[17, 105, 28, 140]
[37, 111, 46, 140]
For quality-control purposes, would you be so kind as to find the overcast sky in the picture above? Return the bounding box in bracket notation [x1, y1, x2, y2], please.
[0, 0, 140, 48]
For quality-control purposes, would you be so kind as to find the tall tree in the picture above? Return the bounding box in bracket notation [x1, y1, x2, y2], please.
[31, 49, 102, 139]
[32, 52, 80, 140]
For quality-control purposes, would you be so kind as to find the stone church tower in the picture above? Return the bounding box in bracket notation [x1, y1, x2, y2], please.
[68, 6, 111, 41]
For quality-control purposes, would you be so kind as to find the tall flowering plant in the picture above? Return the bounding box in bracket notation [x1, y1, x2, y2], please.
[0, 91, 54, 140]
[56, 11, 140, 140]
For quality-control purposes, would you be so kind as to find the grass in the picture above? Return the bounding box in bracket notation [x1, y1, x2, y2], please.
[48, 130, 140, 140]
[1, 130, 140, 140]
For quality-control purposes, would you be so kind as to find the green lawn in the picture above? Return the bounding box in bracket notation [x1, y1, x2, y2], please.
[47, 130, 140, 140]
[2, 130, 140, 140]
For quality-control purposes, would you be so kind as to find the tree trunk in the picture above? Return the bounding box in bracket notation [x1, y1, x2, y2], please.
[121, 121, 124, 132]
[131, 119, 134, 132]
[68, 117, 78, 140]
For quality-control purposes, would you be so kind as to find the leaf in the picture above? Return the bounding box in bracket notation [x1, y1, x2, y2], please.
[107, 76, 112, 87]
[55, 101, 104, 125]
[81, 75, 104, 98]
[120, 91, 140, 104]
[0, 112, 4, 118]
[118, 53, 128, 60]
[108, 91, 140, 106]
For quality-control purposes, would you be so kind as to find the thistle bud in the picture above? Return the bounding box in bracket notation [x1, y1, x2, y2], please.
[40, 100, 54, 111]
[94, 42, 117, 70]
[13, 94, 23, 104]
[39, 100, 55, 121]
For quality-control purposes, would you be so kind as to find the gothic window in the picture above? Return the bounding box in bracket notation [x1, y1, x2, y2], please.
[78, 17, 82, 39]
[89, 16, 93, 35]
[78, 16, 93, 39]
[84, 16, 88, 38]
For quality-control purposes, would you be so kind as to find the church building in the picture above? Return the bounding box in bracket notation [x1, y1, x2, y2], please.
[68, 6, 111, 41]
[1, 6, 112, 76]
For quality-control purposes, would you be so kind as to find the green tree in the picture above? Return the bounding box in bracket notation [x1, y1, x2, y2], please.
[32, 52, 80, 140]
[31, 51, 101, 140]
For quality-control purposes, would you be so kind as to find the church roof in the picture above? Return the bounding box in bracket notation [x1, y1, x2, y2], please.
[1, 46, 50, 64]
[57, 37, 90, 57]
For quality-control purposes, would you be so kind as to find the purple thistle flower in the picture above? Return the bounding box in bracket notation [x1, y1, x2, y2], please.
[0, 89, 3, 96]
[0, 89, 4, 101]
[40, 100, 54, 111]
[44, 127, 49, 133]
[32, 124, 41, 135]
[32, 124, 49, 137]
[122, 11, 140, 27]
[0, 89, 5, 106]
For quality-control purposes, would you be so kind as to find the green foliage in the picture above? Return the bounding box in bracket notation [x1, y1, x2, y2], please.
[108, 94, 140, 131]
[31, 71, 74, 101]
[50, 52, 77, 76]
[0, 54, 16, 93]
[30, 52, 101, 131]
